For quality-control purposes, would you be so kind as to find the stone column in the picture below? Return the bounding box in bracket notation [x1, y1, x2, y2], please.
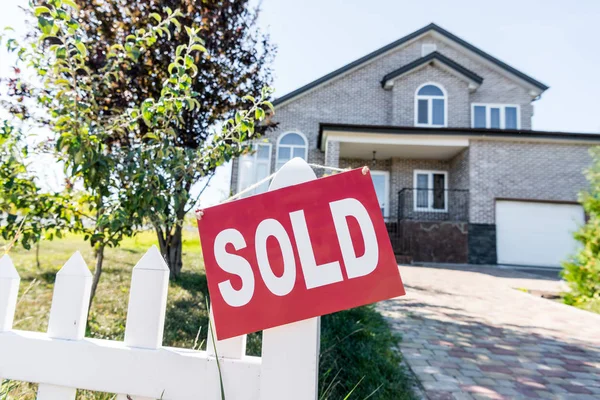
[324, 140, 340, 169]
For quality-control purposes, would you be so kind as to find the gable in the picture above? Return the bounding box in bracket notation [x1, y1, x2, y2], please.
[382, 51, 483, 90]
[273, 23, 548, 108]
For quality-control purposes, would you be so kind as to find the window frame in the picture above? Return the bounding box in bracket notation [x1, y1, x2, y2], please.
[275, 131, 309, 170]
[471, 103, 521, 130]
[414, 82, 448, 128]
[370, 170, 390, 217]
[236, 142, 273, 195]
[413, 169, 449, 212]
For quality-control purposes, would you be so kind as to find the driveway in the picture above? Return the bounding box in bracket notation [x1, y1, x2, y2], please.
[378, 264, 600, 400]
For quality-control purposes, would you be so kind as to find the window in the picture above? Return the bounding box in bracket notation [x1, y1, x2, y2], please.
[413, 170, 448, 211]
[276, 132, 308, 170]
[421, 43, 437, 57]
[472, 104, 520, 130]
[237, 142, 272, 197]
[415, 84, 446, 127]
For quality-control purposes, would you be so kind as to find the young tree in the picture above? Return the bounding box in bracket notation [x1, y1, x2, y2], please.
[74, 0, 276, 276]
[5, 0, 271, 309]
[562, 148, 600, 311]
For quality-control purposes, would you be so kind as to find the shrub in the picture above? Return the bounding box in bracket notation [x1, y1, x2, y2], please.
[562, 148, 600, 312]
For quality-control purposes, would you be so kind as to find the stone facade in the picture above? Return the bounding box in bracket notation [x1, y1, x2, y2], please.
[468, 223, 497, 264]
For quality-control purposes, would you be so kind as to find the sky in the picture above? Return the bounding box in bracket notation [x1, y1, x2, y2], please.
[2, 0, 600, 206]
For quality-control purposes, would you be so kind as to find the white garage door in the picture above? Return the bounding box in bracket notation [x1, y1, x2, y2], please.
[496, 200, 584, 268]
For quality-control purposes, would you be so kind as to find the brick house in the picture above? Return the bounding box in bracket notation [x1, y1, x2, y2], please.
[230, 23, 600, 268]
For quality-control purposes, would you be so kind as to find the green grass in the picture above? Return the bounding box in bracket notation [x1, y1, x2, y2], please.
[2, 231, 414, 399]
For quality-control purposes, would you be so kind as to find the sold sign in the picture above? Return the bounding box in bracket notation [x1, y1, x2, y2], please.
[198, 163, 405, 340]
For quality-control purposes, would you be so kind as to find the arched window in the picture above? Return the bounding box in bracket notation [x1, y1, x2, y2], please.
[415, 83, 446, 127]
[276, 132, 308, 170]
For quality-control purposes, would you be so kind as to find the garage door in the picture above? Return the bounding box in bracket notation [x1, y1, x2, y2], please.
[496, 200, 584, 268]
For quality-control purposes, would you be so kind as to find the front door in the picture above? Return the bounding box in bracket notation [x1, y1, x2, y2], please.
[370, 171, 390, 217]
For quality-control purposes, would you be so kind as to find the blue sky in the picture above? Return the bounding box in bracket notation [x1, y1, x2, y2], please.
[2, 0, 600, 205]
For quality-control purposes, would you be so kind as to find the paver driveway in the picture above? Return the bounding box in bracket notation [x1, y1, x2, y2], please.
[378, 264, 600, 400]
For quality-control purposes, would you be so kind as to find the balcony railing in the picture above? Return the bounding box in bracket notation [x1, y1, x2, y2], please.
[397, 188, 469, 222]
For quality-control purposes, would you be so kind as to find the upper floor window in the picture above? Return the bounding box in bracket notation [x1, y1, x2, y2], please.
[276, 132, 308, 170]
[415, 84, 447, 127]
[238, 142, 272, 197]
[472, 104, 520, 130]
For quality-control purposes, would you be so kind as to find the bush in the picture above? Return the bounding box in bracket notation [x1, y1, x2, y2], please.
[562, 148, 600, 312]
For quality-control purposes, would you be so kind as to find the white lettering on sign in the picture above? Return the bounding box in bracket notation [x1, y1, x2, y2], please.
[289, 210, 343, 289]
[255, 219, 297, 296]
[214, 229, 255, 307]
[212, 197, 379, 307]
[329, 198, 379, 279]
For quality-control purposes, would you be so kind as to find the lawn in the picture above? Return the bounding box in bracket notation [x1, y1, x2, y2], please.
[1, 229, 415, 399]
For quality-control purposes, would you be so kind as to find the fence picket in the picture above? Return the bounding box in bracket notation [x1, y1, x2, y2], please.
[0, 254, 20, 387]
[38, 251, 92, 400]
[117, 245, 169, 400]
[0, 254, 20, 333]
[259, 158, 321, 400]
[205, 308, 249, 399]
[206, 308, 247, 359]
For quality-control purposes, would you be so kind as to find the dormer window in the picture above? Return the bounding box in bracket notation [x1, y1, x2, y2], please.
[415, 83, 447, 127]
[421, 43, 437, 57]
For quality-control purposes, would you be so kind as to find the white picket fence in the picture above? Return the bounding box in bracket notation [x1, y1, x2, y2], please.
[0, 159, 321, 400]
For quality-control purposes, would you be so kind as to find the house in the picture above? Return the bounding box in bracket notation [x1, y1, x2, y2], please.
[230, 23, 600, 269]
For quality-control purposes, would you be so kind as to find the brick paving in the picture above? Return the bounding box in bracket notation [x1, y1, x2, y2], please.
[378, 265, 600, 400]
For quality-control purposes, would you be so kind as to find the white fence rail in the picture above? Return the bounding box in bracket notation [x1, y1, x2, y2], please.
[0, 159, 320, 400]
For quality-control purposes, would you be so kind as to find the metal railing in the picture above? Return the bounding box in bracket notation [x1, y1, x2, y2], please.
[397, 188, 469, 222]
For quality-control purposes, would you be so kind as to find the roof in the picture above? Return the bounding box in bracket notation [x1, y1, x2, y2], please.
[381, 51, 483, 88]
[273, 23, 549, 107]
[318, 123, 600, 151]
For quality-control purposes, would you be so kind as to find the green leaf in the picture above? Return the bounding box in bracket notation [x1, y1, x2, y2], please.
[150, 13, 162, 23]
[190, 44, 206, 53]
[263, 101, 275, 113]
[34, 6, 53, 16]
[56, 46, 66, 59]
[62, 0, 79, 10]
[38, 16, 54, 35]
[255, 108, 265, 120]
[75, 42, 87, 57]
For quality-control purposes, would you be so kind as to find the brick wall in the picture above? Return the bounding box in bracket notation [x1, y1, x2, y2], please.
[469, 140, 592, 224]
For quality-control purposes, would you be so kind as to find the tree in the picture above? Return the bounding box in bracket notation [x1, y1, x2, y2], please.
[562, 148, 600, 312]
[73, 0, 276, 277]
[4, 0, 272, 309]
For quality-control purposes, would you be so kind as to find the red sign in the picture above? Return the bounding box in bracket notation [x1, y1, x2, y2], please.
[197, 168, 405, 340]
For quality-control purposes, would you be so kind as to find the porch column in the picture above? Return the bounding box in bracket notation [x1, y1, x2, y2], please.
[324, 140, 340, 168]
